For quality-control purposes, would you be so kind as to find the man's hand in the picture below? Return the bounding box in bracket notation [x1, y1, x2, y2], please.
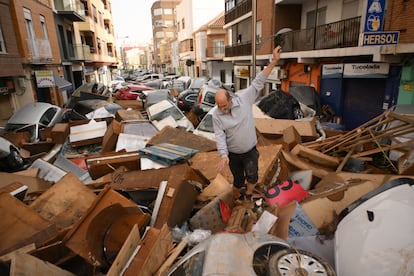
[272, 45, 282, 64]
[217, 156, 229, 172]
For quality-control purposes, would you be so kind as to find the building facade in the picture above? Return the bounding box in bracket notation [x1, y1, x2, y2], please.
[224, 0, 414, 130]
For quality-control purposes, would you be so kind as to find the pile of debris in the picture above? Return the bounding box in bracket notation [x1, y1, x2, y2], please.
[0, 102, 413, 275]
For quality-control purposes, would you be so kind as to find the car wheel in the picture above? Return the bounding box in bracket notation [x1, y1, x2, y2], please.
[267, 248, 336, 276]
[8, 148, 24, 168]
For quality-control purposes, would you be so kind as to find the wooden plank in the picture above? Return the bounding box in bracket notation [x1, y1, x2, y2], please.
[282, 150, 332, 179]
[291, 144, 340, 168]
[146, 126, 217, 152]
[0, 193, 59, 256]
[254, 117, 318, 138]
[30, 173, 97, 229]
[123, 224, 173, 276]
[0, 244, 36, 263]
[155, 240, 187, 276]
[10, 252, 75, 276]
[107, 225, 141, 276]
[0, 172, 52, 196]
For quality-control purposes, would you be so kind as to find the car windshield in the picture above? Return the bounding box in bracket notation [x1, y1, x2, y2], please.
[5, 124, 38, 142]
[151, 106, 184, 121]
[197, 114, 214, 133]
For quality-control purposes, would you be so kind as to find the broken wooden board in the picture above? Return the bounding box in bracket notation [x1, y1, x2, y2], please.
[10, 252, 75, 276]
[153, 165, 201, 229]
[282, 150, 333, 179]
[291, 144, 340, 169]
[123, 225, 173, 276]
[101, 119, 122, 153]
[301, 173, 414, 235]
[110, 163, 208, 191]
[63, 186, 146, 268]
[0, 172, 52, 196]
[254, 117, 318, 140]
[0, 244, 36, 263]
[29, 173, 97, 229]
[146, 126, 217, 152]
[114, 100, 144, 110]
[107, 224, 141, 276]
[189, 144, 285, 187]
[0, 193, 60, 256]
[282, 125, 302, 151]
[85, 150, 141, 180]
[139, 143, 198, 166]
[69, 120, 107, 147]
[115, 109, 147, 121]
[155, 239, 187, 276]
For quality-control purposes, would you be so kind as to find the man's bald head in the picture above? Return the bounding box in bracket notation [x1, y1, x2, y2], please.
[215, 89, 232, 114]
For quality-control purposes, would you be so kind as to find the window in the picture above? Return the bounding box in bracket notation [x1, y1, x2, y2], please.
[92, 4, 97, 23]
[306, 6, 327, 28]
[153, 8, 162, 16]
[97, 37, 101, 54]
[40, 15, 48, 40]
[213, 40, 224, 55]
[24, 8, 37, 56]
[182, 18, 185, 29]
[164, 8, 173, 15]
[166, 32, 174, 38]
[99, 11, 103, 27]
[0, 27, 6, 53]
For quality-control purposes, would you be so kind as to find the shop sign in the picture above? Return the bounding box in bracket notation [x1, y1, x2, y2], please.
[0, 78, 15, 94]
[321, 64, 344, 78]
[343, 63, 389, 78]
[364, 0, 386, 33]
[234, 65, 249, 77]
[362, 31, 399, 46]
[35, 70, 55, 88]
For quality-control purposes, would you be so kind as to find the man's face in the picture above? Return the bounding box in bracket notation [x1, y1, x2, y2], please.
[217, 97, 231, 114]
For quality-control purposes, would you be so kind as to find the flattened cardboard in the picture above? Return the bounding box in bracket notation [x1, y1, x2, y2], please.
[255, 117, 318, 140]
[10, 252, 75, 276]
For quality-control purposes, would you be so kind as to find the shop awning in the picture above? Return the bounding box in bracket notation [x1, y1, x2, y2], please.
[54, 73, 73, 91]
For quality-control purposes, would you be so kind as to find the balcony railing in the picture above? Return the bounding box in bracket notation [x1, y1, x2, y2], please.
[225, 0, 252, 24]
[206, 46, 225, 59]
[225, 41, 252, 57]
[68, 44, 91, 61]
[224, 17, 361, 57]
[280, 16, 361, 52]
[54, 0, 85, 21]
[27, 38, 52, 63]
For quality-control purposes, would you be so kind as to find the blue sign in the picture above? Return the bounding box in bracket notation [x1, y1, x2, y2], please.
[362, 31, 400, 46]
[364, 0, 386, 32]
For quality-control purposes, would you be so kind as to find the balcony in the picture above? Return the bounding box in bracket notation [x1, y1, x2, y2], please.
[206, 46, 225, 59]
[54, 0, 85, 21]
[68, 44, 91, 61]
[225, 41, 252, 57]
[279, 16, 361, 52]
[27, 38, 53, 64]
[225, 0, 252, 25]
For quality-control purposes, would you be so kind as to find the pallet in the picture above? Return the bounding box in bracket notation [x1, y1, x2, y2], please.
[139, 143, 198, 166]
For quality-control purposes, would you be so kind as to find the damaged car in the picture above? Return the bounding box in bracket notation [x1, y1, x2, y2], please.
[0, 136, 31, 172]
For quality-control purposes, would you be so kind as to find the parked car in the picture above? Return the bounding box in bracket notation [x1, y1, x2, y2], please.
[193, 107, 215, 141]
[177, 90, 199, 112]
[4, 102, 63, 142]
[167, 232, 334, 276]
[172, 76, 192, 93]
[140, 89, 177, 108]
[196, 81, 222, 112]
[0, 137, 31, 172]
[114, 83, 154, 100]
[147, 99, 194, 131]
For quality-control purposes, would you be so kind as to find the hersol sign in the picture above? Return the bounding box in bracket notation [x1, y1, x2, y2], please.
[362, 31, 399, 46]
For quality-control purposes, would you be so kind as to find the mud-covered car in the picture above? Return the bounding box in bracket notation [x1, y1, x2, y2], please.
[167, 232, 335, 275]
[4, 102, 63, 142]
[0, 137, 31, 172]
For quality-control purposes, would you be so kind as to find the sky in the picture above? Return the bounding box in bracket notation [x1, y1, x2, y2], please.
[111, 0, 156, 45]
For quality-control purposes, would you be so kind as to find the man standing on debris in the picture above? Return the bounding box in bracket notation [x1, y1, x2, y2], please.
[212, 45, 282, 201]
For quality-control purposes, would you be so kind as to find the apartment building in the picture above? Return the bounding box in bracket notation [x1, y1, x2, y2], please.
[0, 0, 25, 125]
[224, 0, 414, 130]
[74, 0, 117, 86]
[151, 0, 181, 74]
[9, 0, 63, 107]
[175, 0, 225, 77]
[193, 12, 233, 83]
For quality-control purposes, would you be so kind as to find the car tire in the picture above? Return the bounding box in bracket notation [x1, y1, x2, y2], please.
[8, 148, 24, 168]
[266, 248, 336, 276]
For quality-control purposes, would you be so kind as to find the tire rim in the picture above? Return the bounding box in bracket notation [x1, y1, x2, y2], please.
[277, 252, 329, 276]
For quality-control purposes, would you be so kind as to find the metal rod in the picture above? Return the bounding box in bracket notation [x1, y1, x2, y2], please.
[251, 0, 257, 82]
